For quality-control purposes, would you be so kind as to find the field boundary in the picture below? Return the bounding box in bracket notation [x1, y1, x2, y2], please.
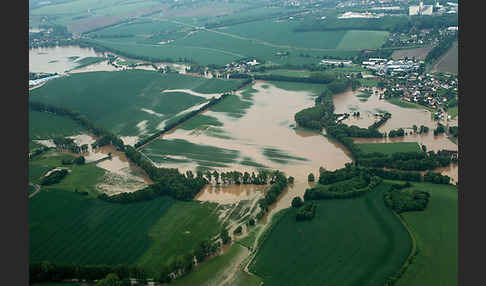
[385, 209, 418, 286]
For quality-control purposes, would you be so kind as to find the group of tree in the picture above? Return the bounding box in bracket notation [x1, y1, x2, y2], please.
[256, 171, 288, 220]
[434, 123, 446, 136]
[40, 169, 68, 186]
[62, 156, 85, 165]
[52, 137, 87, 153]
[449, 126, 458, 137]
[304, 166, 382, 201]
[384, 182, 430, 213]
[388, 128, 405, 138]
[295, 202, 317, 221]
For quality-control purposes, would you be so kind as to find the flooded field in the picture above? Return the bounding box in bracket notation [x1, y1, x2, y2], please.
[29, 46, 104, 73]
[35, 133, 152, 195]
[143, 81, 353, 217]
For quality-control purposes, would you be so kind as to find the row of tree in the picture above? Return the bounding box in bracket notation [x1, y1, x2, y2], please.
[369, 112, 392, 129]
[295, 202, 317, 221]
[356, 150, 452, 171]
[255, 171, 289, 220]
[29, 102, 125, 151]
[29, 261, 147, 284]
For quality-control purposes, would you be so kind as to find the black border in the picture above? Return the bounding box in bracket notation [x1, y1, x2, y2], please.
[11, 1, 480, 285]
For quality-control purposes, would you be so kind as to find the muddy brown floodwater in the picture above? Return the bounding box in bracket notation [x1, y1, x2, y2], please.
[334, 87, 458, 182]
[156, 81, 353, 218]
[29, 46, 105, 74]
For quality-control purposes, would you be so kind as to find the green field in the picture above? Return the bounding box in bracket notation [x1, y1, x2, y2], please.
[28, 152, 106, 195]
[136, 200, 222, 275]
[394, 182, 458, 286]
[30, 190, 222, 277]
[357, 142, 421, 155]
[29, 70, 244, 137]
[249, 183, 412, 286]
[29, 111, 87, 139]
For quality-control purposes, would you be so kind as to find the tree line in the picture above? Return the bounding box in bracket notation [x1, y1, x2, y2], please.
[255, 171, 289, 220]
[356, 150, 453, 171]
[29, 102, 126, 151]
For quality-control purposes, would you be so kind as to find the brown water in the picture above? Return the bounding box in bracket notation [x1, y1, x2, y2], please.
[155, 81, 353, 214]
[333, 88, 458, 181]
[29, 46, 104, 73]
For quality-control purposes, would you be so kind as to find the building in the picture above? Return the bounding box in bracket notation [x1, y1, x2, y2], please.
[409, 1, 434, 16]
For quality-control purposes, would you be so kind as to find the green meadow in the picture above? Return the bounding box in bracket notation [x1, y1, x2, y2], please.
[357, 142, 421, 155]
[249, 183, 412, 286]
[29, 70, 244, 137]
[30, 190, 222, 277]
[29, 111, 87, 139]
[394, 182, 458, 286]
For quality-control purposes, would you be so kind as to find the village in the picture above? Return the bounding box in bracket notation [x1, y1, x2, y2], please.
[361, 56, 458, 121]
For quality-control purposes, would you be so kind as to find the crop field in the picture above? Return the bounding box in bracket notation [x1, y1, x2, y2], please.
[29, 70, 244, 138]
[30, 190, 222, 277]
[431, 41, 458, 75]
[393, 182, 458, 286]
[29, 111, 87, 139]
[249, 183, 412, 286]
[391, 46, 433, 60]
[335, 30, 389, 50]
[136, 200, 222, 275]
[357, 142, 421, 155]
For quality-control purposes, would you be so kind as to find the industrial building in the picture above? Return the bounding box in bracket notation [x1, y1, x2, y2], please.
[409, 1, 434, 16]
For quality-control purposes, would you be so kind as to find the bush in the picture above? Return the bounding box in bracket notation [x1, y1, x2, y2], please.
[296, 203, 317, 221]
[291, 197, 304, 208]
[308, 173, 315, 182]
